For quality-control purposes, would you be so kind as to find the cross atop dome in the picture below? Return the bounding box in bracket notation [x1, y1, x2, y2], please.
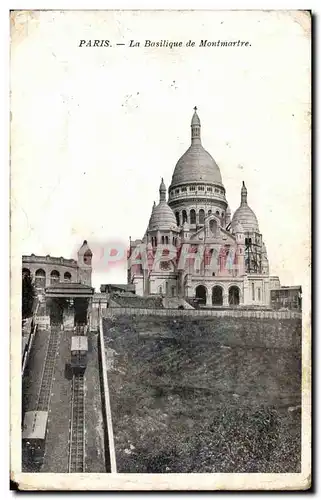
[194, 106, 197, 111]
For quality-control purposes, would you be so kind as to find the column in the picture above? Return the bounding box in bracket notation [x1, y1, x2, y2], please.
[206, 288, 211, 306]
[223, 289, 229, 306]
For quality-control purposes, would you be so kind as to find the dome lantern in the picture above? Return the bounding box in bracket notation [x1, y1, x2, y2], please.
[241, 181, 247, 206]
[191, 106, 201, 145]
[159, 178, 166, 202]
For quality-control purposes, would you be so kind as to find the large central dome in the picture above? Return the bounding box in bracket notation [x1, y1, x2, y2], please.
[170, 108, 223, 188]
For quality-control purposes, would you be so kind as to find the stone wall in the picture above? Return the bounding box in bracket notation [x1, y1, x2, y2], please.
[103, 307, 301, 320]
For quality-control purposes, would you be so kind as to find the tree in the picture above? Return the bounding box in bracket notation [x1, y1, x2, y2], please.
[22, 273, 36, 319]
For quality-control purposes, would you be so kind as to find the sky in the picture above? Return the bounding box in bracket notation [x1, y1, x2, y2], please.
[11, 10, 311, 292]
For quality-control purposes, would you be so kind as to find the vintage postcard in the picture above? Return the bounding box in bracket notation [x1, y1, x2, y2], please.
[10, 10, 311, 490]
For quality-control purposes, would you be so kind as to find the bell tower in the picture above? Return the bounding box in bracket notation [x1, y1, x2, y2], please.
[77, 240, 93, 286]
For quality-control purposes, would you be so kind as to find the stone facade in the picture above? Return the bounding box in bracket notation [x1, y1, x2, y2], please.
[22, 240, 93, 291]
[128, 108, 281, 307]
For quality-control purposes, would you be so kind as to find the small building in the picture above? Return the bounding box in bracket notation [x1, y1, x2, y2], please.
[270, 286, 302, 311]
[22, 240, 93, 292]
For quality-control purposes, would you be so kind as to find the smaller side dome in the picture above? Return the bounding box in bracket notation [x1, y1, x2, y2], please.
[231, 182, 260, 233]
[149, 204, 178, 231]
[148, 179, 178, 231]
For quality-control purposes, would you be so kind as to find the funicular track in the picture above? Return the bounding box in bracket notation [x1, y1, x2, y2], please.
[36, 325, 61, 412]
[68, 373, 85, 473]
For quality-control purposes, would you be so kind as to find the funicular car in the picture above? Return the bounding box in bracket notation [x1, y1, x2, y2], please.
[70, 335, 88, 372]
[22, 410, 48, 467]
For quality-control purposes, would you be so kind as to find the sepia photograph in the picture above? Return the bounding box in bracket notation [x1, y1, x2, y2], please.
[10, 9, 311, 490]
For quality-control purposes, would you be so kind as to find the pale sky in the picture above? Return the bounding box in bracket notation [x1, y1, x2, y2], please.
[11, 10, 311, 292]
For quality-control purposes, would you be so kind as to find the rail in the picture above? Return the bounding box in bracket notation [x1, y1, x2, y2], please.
[36, 326, 61, 412]
[68, 374, 85, 473]
[22, 324, 38, 376]
[99, 308, 117, 473]
[21, 299, 41, 376]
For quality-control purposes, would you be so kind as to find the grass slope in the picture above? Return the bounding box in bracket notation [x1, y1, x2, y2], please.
[104, 315, 301, 473]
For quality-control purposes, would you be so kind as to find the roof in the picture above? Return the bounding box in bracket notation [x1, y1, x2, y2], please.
[275, 286, 302, 291]
[170, 111, 223, 188]
[148, 201, 178, 231]
[22, 411, 48, 440]
[47, 282, 93, 289]
[171, 144, 222, 188]
[100, 284, 136, 293]
[231, 182, 260, 233]
[78, 239, 92, 256]
[71, 336, 88, 351]
[45, 282, 94, 297]
[22, 255, 78, 267]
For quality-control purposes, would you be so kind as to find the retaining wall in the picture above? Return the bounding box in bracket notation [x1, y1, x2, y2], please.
[103, 307, 301, 320]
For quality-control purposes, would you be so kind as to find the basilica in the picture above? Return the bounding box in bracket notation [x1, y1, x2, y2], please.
[128, 108, 281, 307]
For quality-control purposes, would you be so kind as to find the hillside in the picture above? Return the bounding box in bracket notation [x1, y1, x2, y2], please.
[103, 314, 301, 473]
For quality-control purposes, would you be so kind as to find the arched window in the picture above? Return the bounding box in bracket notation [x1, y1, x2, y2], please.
[190, 209, 196, 224]
[209, 219, 217, 236]
[208, 210, 212, 216]
[35, 269, 46, 288]
[182, 210, 188, 223]
[165, 236, 169, 244]
[84, 250, 92, 265]
[216, 210, 220, 216]
[161, 235, 165, 244]
[172, 236, 175, 245]
[175, 211, 180, 226]
[171, 286, 176, 297]
[252, 282, 255, 301]
[229, 286, 240, 306]
[158, 286, 162, 294]
[258, 287, 261, 301]
[64, 271, 72, 282]
[212, 286, 223, 306]
[50, 269, 60, 284]
[199, 209, 205, 225]
[195, 285, 207, 305]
